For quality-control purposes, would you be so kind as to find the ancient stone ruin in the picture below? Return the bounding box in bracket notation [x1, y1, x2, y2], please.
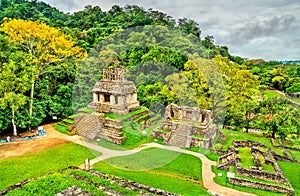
[216, 140, 295, 195]
[72, 67, 140, 144]
[152, 103, 219, 148]
[88, 67, 140, 116]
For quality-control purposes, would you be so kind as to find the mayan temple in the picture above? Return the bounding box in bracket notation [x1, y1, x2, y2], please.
[72, 66, 140, 144]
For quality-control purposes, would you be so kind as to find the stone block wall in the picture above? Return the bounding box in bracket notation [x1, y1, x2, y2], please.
[235, 165, 287, 184]
[228, 177, 294, 195]
[190, 138, 205, 148]
[152, 130, 169, 140]
[98, 118, 125, 144]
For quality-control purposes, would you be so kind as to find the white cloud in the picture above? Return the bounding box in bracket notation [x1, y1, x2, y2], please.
[41, 0, 300, 60]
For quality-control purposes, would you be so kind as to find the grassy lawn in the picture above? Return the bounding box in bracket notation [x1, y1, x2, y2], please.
[291, 150, 300, 162]
[186, 147, 220, 161]
[93, 148, 208, 195]
[263, 90, 284, 98]
[120, 120, 161, 149]
[0, 142, 99, 190]
[278, 161, 300, 196]
[238, 147, 255, 169]
[103, 148, 182, 171]
[53, 123, 74, 136]
[97, 139, 127, 151]
[212, 166, 287, 196]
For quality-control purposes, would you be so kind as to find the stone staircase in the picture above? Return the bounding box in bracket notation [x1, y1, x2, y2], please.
[74, 115, 101, 139]
[168, 123, 193, 148]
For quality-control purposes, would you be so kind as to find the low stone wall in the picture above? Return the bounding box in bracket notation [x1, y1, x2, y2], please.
[212, 147, 236, 155]
[283, 146, 300, 152]
[228, 177, 294, 195]
[271, 138, 300, 152]
[98, 118, 125, 144]
[190, 137, 205, 148]
[160, 121, 177, 131]
[151, 130, 168, 140]
[233, 140, 265, 148]
[0, 178, 35, 195]
[272, 151, 297, 162]
[218, 151, 236, 163]
[236, 165, 286, 183]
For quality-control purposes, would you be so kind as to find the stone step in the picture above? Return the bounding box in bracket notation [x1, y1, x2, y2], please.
[75, 115, 101, 139]
[168, 123, 193, 147]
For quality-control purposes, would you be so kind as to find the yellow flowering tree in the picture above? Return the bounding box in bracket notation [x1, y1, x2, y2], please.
[1, 18, 87, 119]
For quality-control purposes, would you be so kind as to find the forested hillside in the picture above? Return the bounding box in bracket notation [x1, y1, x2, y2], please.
[0, 0, 299, 139]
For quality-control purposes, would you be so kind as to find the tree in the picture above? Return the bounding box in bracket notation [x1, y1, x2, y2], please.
[0, 51, 31, 136]
[212, 55, 260, 129]
[178, 18, 201, 39]
[165, 73, 198, 107]
[0, 18, 86, 126]
[259, 98, 299, 138]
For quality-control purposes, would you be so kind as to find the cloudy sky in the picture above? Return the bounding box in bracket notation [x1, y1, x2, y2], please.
[42, 0, 300, 60]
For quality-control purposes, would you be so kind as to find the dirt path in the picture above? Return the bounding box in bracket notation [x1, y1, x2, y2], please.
[7, 124, 255, 196]
[0, 138, 68, 159]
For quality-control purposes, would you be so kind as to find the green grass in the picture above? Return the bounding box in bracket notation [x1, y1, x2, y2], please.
[103, 106, 149, 122]
[77, 107, 94, 114]
[63, 119, 74, 124]
[186, 147, 220, 161]
[257, 153, 275, 173]
[103, 148, 182, 171]
[0, 142, 99, 190]
[221, 129, 273, 150]
[212, 166, 287, 196]
[5, 173, 106, 196]
[120, 120, 161, 149]
[288, 97, 300, 103]
[278, 161, 300, 196]
[238, 147, 255, 169]
[53, 123, 74, 136]
[93, 148, 208, 195]
[97, 139, 127, 151]
[121, 133, 154, 149]
[272, 147, 284, 156]
[263, 90, 284, 98]
[291, 150, 300, 162]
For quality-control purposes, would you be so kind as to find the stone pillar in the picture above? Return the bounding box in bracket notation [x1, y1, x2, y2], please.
[100, 94, 104, 103]
[132, 93, 137, 102]
[126, 95, 131, 104]
[110, 94, 115, 105]
[119, 96, 124, 104]
[93, 93, 98, 102]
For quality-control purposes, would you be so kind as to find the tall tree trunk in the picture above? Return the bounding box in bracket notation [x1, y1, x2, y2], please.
[12, 106, 17, 136]
[271, 124, 276, 138]
[29, 80, 35, 117]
